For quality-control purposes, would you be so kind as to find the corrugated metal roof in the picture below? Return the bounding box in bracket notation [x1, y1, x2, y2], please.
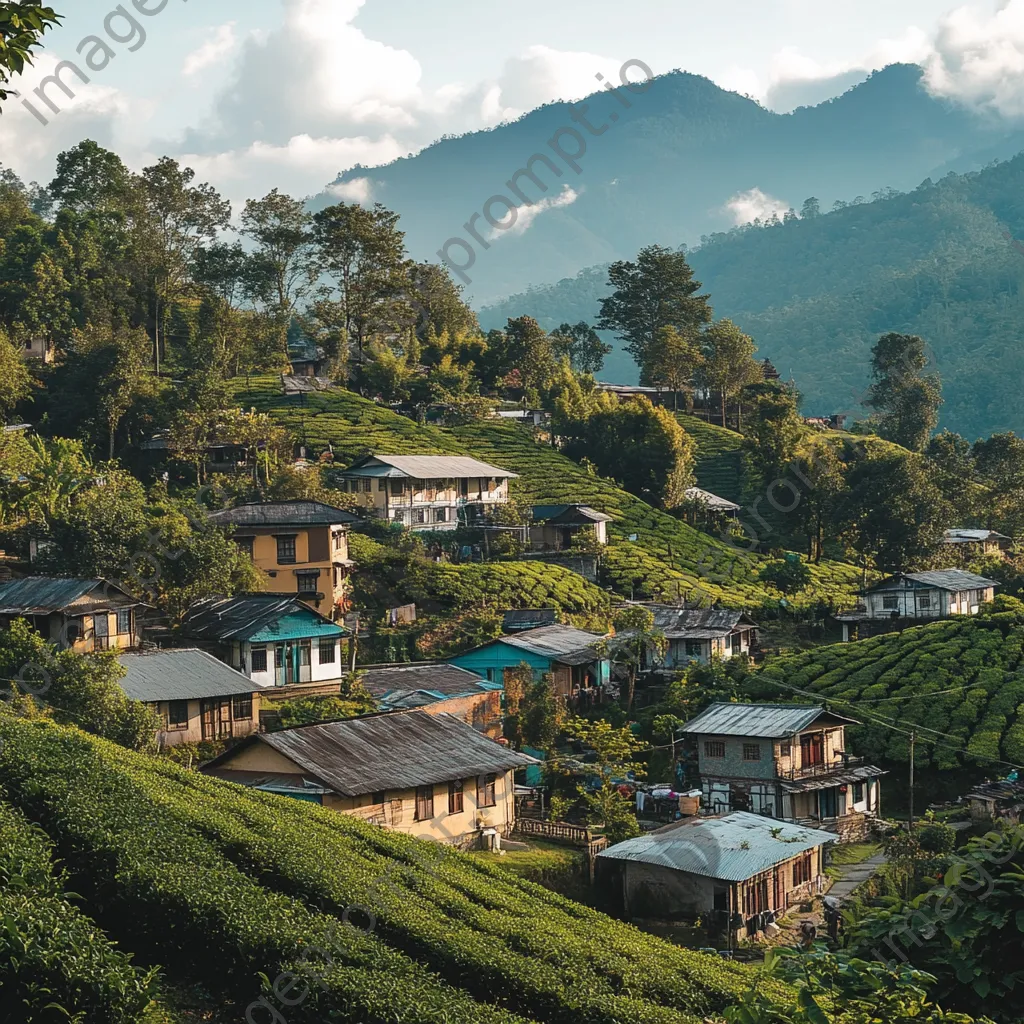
[340, 454, 517, 479]
[502, 609, 557, 632]
[597, 812, 837, 881]
[681, 703, 856, 738]
[944, 529, 1010, 544]
[647, 606, 755, 639]
[360, 663, 489, 698]
[208, 500, 360, 528]
[118, 649, 262, 702]
[781, 765, 887, 793]
[866, 569, 1000, 593]
[500, 624, 607, 666]
[209, 711, 537, 796]
[0, 577, 140, 614]
[180, 595, 345, 642]
[684, 487, 741, 512]
[532, 505, 612, 524]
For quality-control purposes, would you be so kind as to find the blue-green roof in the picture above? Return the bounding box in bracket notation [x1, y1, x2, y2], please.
[248, 611, 344, 643]
[181, 595, 345, 643]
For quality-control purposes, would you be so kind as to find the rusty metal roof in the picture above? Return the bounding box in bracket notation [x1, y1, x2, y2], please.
[0, 577, 142, 614]
[360, 663, 490, 698]
[500, 624, 607, 666]
[647, 606, 757, 639]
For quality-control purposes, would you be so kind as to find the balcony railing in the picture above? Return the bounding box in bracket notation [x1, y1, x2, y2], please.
[776, 756, 864, 781]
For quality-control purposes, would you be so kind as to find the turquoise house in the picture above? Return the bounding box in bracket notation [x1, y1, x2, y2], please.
[452, 624, 610, 703]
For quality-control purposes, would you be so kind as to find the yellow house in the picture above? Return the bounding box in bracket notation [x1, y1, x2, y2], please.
[202, 710, 537, 846]
[208, 500, 361, 618]
[118, 648, 265, 748]
[337, 455, 517, 530]
[0, 577, 145, 652]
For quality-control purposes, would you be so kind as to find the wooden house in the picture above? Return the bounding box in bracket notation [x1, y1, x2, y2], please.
[201, 710, 536, 846]
[643, 605, 758, 668]
[529, 505, 611, 551]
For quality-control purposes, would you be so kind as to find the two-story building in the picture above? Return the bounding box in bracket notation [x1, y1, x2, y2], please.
[336, 454, 516, 530]
[643, 606, 758, 669]
[201, 710, 536, 846]
[680, 703, 885, 842]
[0, 577, 145, 651]
[179, 594, 348, 688]
[118, 648, 266, 748]
[208, 500, 360, 618]
[835, 569, 999, 642]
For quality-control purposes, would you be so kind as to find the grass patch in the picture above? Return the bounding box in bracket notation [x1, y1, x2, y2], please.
[828, 842, 881, 867]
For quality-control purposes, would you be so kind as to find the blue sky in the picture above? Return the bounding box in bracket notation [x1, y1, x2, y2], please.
[1, 0, 1018, 211]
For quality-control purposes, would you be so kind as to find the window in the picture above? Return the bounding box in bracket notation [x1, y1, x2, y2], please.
[297, 573, 319, 595]
[434, 507, 449, 523]
[93, 614, 109, 639]
[852, 782, 864, 804]
[918, 594, 932, 610]
[332, 531, 345, 550]
[391, 479, 406, 496]
[882, 594, 899, 610]
[167, 700, 189, 729]
[371, 790, 386, 805]
[276, 535, 297, 564]
[234, 537, 254, 558]
[743, 743, 761, 761]
[232, 695, 252, 721]
[477, 773, 497, 808]
[449, 779, 464, 814]
[116, 609, 133, 635]
[251, 646, 268, 673]
[780, 742, 791, 757]
[685, 640, 703, 657]
[411, 509, 426, 525]
[377, 479, 387, 492]
[792, 852, 813, 886]
[318, 638, 336, 665]
[704, 741, 726, 759]
[361, 479, 372, 493]
[415, 785, 434, 821]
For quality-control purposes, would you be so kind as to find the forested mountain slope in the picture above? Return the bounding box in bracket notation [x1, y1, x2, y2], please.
[481, 153, 1024, 439]
[232, 377, 861, 608]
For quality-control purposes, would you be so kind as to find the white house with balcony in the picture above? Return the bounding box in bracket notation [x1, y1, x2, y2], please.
[336, 454, 517, 530]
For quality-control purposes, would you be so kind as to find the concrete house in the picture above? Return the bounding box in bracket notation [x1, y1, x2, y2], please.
[529, 505, 611, 551]
[336, 454, 517, 530]
[179, 594, 347, 688]
[451, 624, 610, 704]
[596, 812, 836, 939]
[680, 703, 885, 842]
[836, 569, 999, 642]
[208, 500, 360, 618]
[645, 606, 758, 668]
[0, 577, 145, 652]
[201, 710, 536, 846]
[118, 648, 265, 748]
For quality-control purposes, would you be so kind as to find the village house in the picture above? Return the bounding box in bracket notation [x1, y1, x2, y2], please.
[18, 335, 54, 363]
[528, 505, 611, 552]
[596, 812, 836, 940]
[179, 594, 348, 688]
[208, 500, 360, 618]
[360, 663, 504, 738]
[201, 710, 536, 846]
[0, 577, 145, 652]
[965, 777, 1024, 827]
[835, 569, 999, 642]
[451, 624, 610, 705]
[336, 454, 516, 530]
[140, 431, 250, 476]
[683, 487, 741, 519]
[942, 529, 1013, 560]
[118, 648, 265, 748]
[643, 605, 758, 668]
[680, 703, 885, 842]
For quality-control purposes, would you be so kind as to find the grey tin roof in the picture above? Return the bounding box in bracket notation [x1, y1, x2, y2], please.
[781, 764, 887, 793]
[532, 505, 612, 525]
[681, 703, 857, 738]
[207, 710, 536, 797]
[208, 500, 360, 528]
[0, 577, 141, 614]
[340, 454, 517, 480]
[180, 594, 342, 642]
[684, 487, 741, 512]
[865, 569, 999, 593]
[647, 606, 756, 639]
[597, 811, 836, 881]
[360, 663, 489, 698]
[944, 529, 1010, 544]
[500, 624, 607, 666]
[118, 649, 262, 702]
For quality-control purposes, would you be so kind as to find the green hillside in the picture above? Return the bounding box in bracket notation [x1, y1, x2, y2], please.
[233, 377, 861, 608]
[0, 714, 782, 1023]
[746, 601, 1024, 771]
[676, 415, 746, 503]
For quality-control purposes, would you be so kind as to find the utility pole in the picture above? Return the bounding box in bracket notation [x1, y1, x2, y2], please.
[908, 731, 916, 833]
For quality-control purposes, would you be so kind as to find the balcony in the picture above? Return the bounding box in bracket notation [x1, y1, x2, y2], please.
[776, 756, 865, 781]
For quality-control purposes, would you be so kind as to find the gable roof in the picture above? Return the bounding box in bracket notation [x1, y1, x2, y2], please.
[118, 649, 262, 702]
[204, 710, 536, 796]
[864, 570, 1000, 594]
[683, 487, 741, 512]
[340, 454, 517, 480]
[208, 500, 360, 529]
[0, 577, 142, 615]
[360, 663, 492, 698]
[532, 505, 612, 525]
[180, 594, 345, 643]
[646, 606, 756, 639]
[681, 702, 857, 738]
[943, 529, 1011, 544]
[597, 812, 836, 881]
[499, 624, 607, 666]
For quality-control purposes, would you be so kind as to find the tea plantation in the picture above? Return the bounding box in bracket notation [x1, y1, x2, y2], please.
[675, 414, 746, 504]
[233, 377, 861, 609]
[746, 601, 1024, 771]
[0, 714, 784, 1023]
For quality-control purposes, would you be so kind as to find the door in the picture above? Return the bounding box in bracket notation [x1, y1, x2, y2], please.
[819, 787, 839, 819]
[92, 613, 109, 651]
[200, 699, 234, 741]
[800, 732, 824, 767]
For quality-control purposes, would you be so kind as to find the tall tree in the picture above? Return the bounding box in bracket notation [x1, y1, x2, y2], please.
[926, 430, 978, 525]
[792, 441, 848, 563]
[865, 332, 942, 452]
[700, 319, 762, 428]
[643, 325, 703, 410]
[239, 189, 314, 314]
[597, 245, 712, 375]
[0, 3, 61, 104]
[973, 431, 1024, 537]
[744, 387, 804, 481]
[550, 321, 612, 375]
[0, 326, 32, 419]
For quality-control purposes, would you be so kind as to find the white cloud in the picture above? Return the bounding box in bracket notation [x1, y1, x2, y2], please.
[325, 176, 376, 204]
[724, 187, 791, 225]
[488, 185, 580, 239]
[183, 23, 239, 78]
[496, 45, 623, 117]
